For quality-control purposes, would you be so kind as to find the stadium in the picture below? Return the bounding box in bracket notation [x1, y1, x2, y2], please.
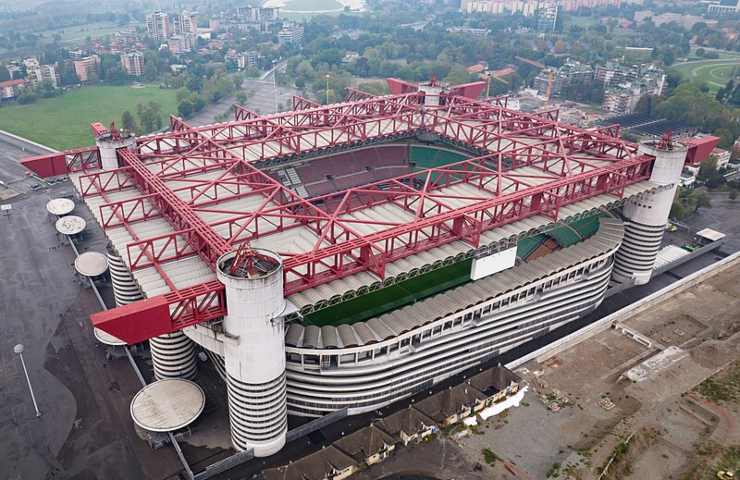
[22, 79, 713, 458]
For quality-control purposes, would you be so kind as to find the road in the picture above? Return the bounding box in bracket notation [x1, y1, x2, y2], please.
[186, 63, 300, 126]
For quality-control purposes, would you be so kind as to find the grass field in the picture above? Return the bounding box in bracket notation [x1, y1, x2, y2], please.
[671, 58, 740, 93]
[37, 21, 123, 45]
[0, 85, 179, 150]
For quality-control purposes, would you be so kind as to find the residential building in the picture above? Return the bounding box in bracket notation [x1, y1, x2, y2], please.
[262, 446, 357, 480]
[413, 383, 488, 427]
[712, 147, 731, 169]
[461, 0, 619, 15]
[278, 22, 304, 45]
[176, 10, 197, 36]
[595, 62, 639, 86]
[238, 5, 280, 22]
[24, 58, 59, 88]
[706, 1, 739, 18]
[73, 55, 100, 83]
[168, 35, 193, 54]
[7, 64, 23, 80]
[0, 79, 26, 100]
[146, 11, 170, 41]
[333, 425, 396, 466]
[601, 64, 665, 115]
[121, 52, 144, 77]
[534, 59, 593, 98]
[237, 51, 259, 69]
[536, 1, 559, 32]
[375, 407, 438, 446]
[603, 85, 642, 115]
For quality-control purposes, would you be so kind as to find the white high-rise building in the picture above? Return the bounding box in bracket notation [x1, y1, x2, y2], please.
[146, 11, 170, 41]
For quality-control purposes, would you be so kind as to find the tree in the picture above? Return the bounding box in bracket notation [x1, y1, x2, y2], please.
[177, 99, 194, 118]
[58, 61, 79, 86]
[689, 190, 711, 211]
[0, 64, 10, 82]
[236, 92, 248, 104]
[143, 61, 158, 82]
[137, 101, 163, 132]
[443, 65, 473, 86]
[697, 155, 723, 188]
[37, 80, 57, 98]
[121, 111, 137, 133]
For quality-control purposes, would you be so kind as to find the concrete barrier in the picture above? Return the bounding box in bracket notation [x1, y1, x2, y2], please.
[506, 252, 740, 370]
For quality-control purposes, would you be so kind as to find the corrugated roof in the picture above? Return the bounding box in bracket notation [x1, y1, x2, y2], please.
[285, 217, 624, 349]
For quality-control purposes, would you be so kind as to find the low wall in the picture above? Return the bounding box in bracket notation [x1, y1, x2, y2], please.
[0, 128, 58, 154]
[506, 252, 740, 370]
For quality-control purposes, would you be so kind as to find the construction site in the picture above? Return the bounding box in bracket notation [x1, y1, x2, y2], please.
[9, 77, 732, 479]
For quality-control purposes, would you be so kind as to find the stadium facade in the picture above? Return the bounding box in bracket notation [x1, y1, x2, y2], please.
[23, 84, 708, 457]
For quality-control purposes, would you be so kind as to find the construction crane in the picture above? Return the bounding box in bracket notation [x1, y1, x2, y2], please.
[544, 70, 555, 100]
[515, 56, 546, 70]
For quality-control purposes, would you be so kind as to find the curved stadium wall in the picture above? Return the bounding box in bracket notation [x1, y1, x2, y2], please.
[283, 217, 624, 416]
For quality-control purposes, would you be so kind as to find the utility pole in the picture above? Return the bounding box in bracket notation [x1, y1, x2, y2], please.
[325, 74, 331, 104]
[272, 60, 279, 113]
[14, 344, 41, 417]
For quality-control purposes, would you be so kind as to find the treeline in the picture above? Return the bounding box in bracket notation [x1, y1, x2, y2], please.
[176, 74, 243, 118]
[641, 83, 740, 149]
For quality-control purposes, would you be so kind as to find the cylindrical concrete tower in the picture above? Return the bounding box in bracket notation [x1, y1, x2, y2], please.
[612, 140, 687, 285]
[149, 332, 198, 380]
[107, 251, 144, 306]
[216, 249, 288, 457]
[96, 131, 136, 171]
[107, 249, 197, 379]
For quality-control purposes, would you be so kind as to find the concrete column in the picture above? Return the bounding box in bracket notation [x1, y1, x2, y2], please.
[96, 135, 136, 171]
[107, 250, 197, 378]
[217, 249, 288, 457]
[107, 251, 143, 306]
[612, 141, 687, 285]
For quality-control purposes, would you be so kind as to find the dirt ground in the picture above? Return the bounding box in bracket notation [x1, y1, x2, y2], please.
[451, 258, 740, 480]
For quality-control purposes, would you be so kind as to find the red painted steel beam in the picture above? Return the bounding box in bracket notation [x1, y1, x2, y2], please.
[117, 148, 231, 266]
[92, 280, 226, 344]
[67, 92, 663, 344]
[292, 96, 321, 110]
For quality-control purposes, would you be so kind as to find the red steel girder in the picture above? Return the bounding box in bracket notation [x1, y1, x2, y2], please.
[23, 92, 666, 345]
[117, 148, 231, 267]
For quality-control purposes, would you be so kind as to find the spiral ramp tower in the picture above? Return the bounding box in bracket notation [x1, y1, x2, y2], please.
[107, 251, 144, 307]
[216, 249, 288, 457]
[612, 140, 688, 285]
[107, 249, 197, 380]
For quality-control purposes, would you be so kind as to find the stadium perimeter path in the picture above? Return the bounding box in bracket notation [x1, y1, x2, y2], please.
[0, 138, 184, 479]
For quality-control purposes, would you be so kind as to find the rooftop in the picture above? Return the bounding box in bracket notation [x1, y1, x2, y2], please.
[25, 90, 661, 343]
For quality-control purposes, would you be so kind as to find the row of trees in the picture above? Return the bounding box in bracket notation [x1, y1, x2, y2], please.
[120, 101, 164, 134]
[176, 73, 243, 118]
[654, 83, 740, 149]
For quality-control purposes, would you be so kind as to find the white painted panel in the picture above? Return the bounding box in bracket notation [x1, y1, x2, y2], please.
[470, 246, 517, 281]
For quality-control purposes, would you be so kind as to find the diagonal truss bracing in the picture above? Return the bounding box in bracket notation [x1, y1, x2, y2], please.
[23, 92, 659, 343]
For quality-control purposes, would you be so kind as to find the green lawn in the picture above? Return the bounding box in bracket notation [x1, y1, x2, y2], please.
[0, 85, 180, 150]
[670, 58, 740, 93]
[303, 259, 473, 326]
[37, 22, 123, 45]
